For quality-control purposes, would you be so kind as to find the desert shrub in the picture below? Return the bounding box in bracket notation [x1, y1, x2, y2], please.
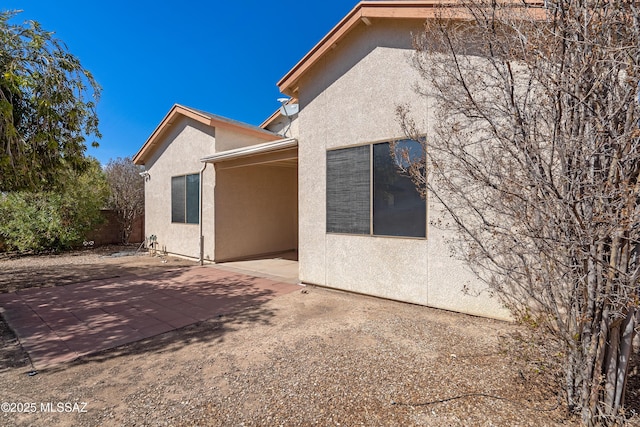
[0, 159, 110, 252]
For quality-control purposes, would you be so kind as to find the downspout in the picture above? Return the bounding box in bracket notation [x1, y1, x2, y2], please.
[199, 162, 208, 266]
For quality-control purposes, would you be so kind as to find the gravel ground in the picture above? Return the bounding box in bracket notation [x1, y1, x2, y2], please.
[0, 248, 630, 426]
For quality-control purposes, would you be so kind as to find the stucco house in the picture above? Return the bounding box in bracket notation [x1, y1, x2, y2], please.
[133, 1, 510, 320]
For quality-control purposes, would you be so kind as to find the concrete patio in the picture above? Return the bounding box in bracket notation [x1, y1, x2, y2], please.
[0, 265, 300, 369]
[215, 250, 299, 284]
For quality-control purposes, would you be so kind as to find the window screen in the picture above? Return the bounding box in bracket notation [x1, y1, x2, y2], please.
[171, 174, 199, 224]
[171, 176, 186, 223]
[326, 145, 370, 234]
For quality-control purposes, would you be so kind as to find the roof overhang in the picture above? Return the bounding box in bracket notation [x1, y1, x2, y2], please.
[133, 104, 279, 165]
[259, 98, 299, 130]
[277, 0, 545, 97]
[200, 137, 297, 166]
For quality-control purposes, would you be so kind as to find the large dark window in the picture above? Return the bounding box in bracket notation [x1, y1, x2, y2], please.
[171, 174, 200, 224]
[326, 140, 426, 238]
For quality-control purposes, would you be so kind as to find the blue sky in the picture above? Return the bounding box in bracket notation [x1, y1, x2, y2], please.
[2, 1, 357, 165]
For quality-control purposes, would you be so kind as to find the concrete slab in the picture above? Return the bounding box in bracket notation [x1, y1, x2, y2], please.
[216, 255, 299, 284]
[0, 266, 300, 369]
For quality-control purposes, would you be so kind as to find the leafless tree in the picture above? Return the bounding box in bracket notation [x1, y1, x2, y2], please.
[104, 157, 144, 244]
[396, 0, 640, 424]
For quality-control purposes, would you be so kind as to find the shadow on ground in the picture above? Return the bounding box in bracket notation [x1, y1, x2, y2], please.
[0, 316, 29, 372]
[66, 301, 273, 372]
[0, 255, 195, 293]
[0, 257, 293, 371]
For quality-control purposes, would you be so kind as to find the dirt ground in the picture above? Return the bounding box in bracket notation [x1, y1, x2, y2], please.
[0, 247, 635, 426]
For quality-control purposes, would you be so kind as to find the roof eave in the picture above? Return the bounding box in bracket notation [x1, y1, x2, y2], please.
[277, 1, 451, 97]
[276, 0, 545, 97]
[133, 104, 279, 165]
[133, 104, 206, 165]
[259, 98, 299, 129]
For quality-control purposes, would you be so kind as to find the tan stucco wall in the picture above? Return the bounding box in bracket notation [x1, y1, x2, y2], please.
[296, 19, 510, 320]
[145, 117, 284, 261]
[214, 164, 298, 261]
[216, 127, 279, 152]
[143, 116, 216, 259]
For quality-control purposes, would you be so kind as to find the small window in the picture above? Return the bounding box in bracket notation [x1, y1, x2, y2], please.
[171, 174, 199, 224]
[326, 139, 426, 238]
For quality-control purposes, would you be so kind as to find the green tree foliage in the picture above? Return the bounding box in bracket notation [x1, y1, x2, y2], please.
[0, 158, 110, 251]
[0, 10, 101, 191]
[104, 157, 145, 244]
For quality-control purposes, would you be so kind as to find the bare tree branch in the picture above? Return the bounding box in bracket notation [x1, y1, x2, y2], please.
[399, 0, 640, 424]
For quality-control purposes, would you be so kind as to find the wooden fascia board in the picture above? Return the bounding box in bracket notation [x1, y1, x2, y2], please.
[363, 6, 453, 19]
[363, 4, 544, 19]
[176, 105, 213, 124]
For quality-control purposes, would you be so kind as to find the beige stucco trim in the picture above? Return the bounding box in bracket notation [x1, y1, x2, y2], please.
[134, 104, 280, 165]
[277, 0, 545, 96]
[200, 138, 297, 163]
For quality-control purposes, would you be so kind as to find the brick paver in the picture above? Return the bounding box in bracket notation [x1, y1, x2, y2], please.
[0, 266, 300, 369]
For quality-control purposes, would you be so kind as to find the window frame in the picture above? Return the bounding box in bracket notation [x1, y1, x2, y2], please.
[171, 173, 200, 225]
[326, 138, 427, 239]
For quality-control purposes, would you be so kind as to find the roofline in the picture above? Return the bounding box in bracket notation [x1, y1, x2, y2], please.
[133, 104, 279, 165]
[200, 138, 298, 163]
[260, 108, 284, 130]
[277, 0, 545, 97]
[259, 98, 299, 129]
